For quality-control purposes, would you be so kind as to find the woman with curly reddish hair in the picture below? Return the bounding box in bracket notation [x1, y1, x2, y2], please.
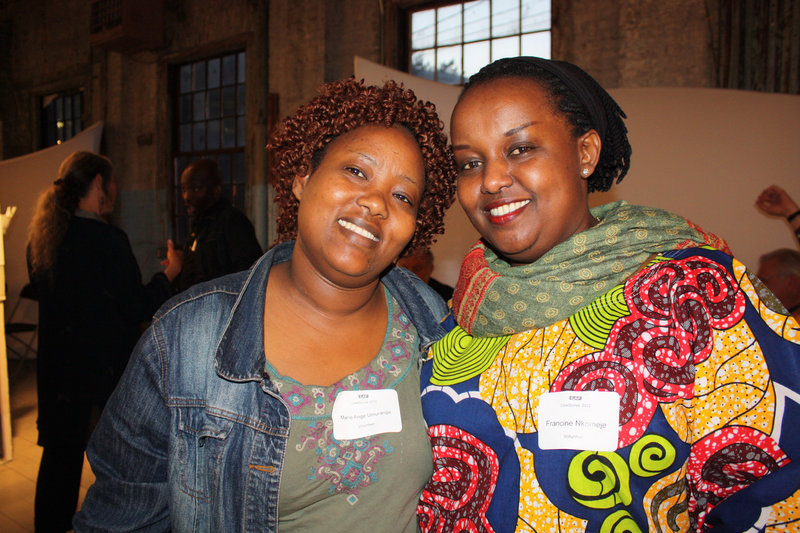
[74, 78, 456, 532]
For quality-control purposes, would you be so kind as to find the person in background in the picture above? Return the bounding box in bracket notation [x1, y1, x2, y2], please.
[756, 184, 800, 244]
[758, 248, 800, 321]
[397, 247, 454, 301]
[175, 158, 262, 292]
[417, 56, 800, 532]
[73, 78, 456, 532]
[27, 151, 182, 533]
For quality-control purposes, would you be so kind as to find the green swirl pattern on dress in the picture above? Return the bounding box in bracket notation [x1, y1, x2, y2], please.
[600, 510, 643, 533]
[629, 435, 675, 478]
[569, 283, 629, 350]
[429, 325, 511, 386]
[567, 451, 632, 509]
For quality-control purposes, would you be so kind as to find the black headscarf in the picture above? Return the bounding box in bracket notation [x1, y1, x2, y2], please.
[515, 57, 612, 143]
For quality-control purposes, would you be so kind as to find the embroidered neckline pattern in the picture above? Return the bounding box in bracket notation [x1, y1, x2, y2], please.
[267, 292, 417, 420]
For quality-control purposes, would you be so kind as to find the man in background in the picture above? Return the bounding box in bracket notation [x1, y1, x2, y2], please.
[176, 159, 262, 292]
[758, 248, 800, 322]
[397, 247, 454, 302]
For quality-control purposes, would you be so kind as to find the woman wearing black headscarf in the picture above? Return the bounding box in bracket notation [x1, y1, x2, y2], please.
[417, 57, 800, 532]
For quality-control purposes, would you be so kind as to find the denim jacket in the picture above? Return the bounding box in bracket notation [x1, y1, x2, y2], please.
[73, 241, 449, 532]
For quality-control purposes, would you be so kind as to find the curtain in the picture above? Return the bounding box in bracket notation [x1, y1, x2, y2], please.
[709, 0, 800, 94]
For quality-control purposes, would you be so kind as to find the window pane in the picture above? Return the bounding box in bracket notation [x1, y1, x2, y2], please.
[207, 119, 220, 149]
[437, 4, 462, 46]
[193, 61, 206, 91]
[208, 58, 221, 89]
[464, 41, 490, 80]
[222, 118, 235, 148]
[193, 122, 206, 150]
[64, 97, 72, 117]
[409, 0, 549, 86]
[437, 45, 462, 84]
[207, 89, 221, 119]
[172, 51, 246, 244]
[411, 9, 435, 49]
[491, 35, 519, 61]
[222, 86, 235, 116]
[180, 124, 192, 152]
[411, 50, 435, 80]
[237, 85, 245, 115]
[237, 116, 245, 147]
[521, 31, 550, 58]
[174, 157, 187, 186]
[492, 0, 519, 38]
[56, 99, 63, 121]
[238, 52, 246, 84]
[464, 0, 489, 42]
[222, 54, 236, 86]
[180, 94, 193, 123]
[193, 92, 205, 121]
[522, 0, 550, 32]
[180, 64, 192, 93]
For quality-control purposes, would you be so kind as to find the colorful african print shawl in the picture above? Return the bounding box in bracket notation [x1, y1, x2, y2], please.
[452, 201, 730, 337]
[419, 246, 800, 532]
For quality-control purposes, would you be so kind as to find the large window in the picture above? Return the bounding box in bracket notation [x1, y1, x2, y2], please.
[409, 0, 550, 85]
[172, 51, 246, 246]
[40, 91, 83, 148]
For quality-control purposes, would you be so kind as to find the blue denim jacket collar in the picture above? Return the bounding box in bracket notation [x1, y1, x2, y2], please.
[214, 241, 448, 384]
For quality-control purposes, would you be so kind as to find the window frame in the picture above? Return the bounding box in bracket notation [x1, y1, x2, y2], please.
[404, 0, 551, 85]
[39, 90, 84, 148]
[169, 50, 247, 247]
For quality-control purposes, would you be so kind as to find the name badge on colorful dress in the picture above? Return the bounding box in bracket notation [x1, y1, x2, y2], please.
[331, 389, 402, 441]
[538, 391, 620, 452]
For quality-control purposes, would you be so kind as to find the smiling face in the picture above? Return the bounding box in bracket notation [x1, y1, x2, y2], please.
[291, 124, 425, 288]
[451, 77, 600, 265]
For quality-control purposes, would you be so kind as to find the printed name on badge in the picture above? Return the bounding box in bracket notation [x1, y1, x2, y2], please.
[331, 389, 402, 441]
[538, 390, 620, 452]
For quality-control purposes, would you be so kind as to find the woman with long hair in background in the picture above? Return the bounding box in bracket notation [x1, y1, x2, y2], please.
[28, 151, 182, 532]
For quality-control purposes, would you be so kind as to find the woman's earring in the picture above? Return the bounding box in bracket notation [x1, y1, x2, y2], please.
[581, 168, 590, 177]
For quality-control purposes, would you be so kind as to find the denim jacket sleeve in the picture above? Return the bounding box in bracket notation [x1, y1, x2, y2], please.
[73, 324, 172, 532]
[383, 266, 449, 354]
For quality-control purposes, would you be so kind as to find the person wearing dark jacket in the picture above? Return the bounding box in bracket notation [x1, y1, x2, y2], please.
[175, 159, 262, 292]
[27, 151, 183, 532]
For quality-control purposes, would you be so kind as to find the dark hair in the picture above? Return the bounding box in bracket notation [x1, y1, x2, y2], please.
[760, 248, 800, 277]
[182, 159, 222, 187]
[28, 151, 114, 276]
[462, 57, 631, 192]
[268, 77, 457, 254]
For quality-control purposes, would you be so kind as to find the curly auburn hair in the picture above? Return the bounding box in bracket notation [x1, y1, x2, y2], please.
[268, 77, 456, 255]
[463, 57, 631, 193]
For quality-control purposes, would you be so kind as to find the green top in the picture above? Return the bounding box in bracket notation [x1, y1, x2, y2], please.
[269, 291, 432, 532]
